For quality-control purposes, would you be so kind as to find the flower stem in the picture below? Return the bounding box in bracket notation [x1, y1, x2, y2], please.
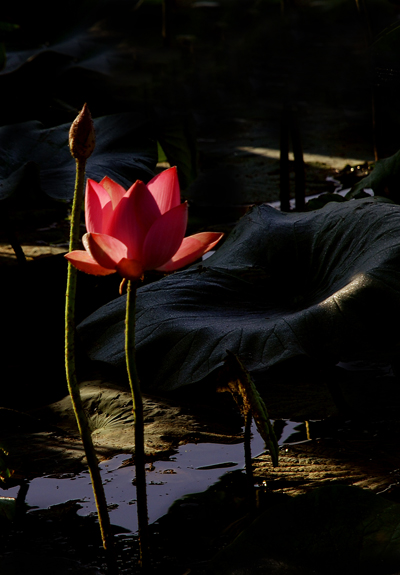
[65, 156, 116, 572]
[125, 280, 150, 571]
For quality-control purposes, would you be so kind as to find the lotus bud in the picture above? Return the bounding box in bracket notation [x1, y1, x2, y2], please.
[69, 103, 95, 160]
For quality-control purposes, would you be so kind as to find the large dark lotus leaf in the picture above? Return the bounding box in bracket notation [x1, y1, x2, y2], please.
[0, 32, 133, 126]
[78, 198, 400, 391]
[0, 32, 96, 77]
[0, 112, 157, 202]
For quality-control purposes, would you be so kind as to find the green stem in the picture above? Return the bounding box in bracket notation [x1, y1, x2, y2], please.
[65, 158, 116, 571]
[244, 412, 256, 510]
[125, 280, 150, 571]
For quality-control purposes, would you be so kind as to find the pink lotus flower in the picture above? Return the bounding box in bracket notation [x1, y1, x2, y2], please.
[65, 167, 223, 281]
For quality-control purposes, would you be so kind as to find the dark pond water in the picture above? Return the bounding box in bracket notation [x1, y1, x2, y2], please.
[4, 421, 301, 533]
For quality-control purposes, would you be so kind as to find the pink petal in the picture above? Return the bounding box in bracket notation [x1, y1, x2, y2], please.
[156, 232, 224, 272]
[108, 180, 160, 260]
[142, 202, 188, 270]
[147, 166, 181, 214]
[116, 258, 144, 281]
[85, 179, 113, 234]
[65, 250, 116, 276]
[83, 232, 128, 269]
[100, 176, 127, 210]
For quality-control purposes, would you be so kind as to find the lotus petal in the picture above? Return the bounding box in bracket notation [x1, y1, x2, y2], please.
[147, 166, 180, 214]
[100, 176, 127, 210]
[142, 202, 188, 270]
[65, 250, 116, 276]
[116, 258, 144, 281]
[157, 232, 224, 272]
[108, 180, 160, 260]
[85, 179, 113, 234]
[83, 233, 128, 269]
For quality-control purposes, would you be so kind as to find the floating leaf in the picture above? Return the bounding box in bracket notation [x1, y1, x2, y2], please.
[78, 198, 400, 391]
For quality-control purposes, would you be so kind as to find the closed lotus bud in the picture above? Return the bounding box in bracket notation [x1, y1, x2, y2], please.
[69, 103, 95, 160]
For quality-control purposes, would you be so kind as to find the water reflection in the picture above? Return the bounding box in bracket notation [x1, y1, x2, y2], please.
[5, 420, 301, 532]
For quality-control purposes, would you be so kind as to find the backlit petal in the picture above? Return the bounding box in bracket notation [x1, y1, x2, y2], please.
[116, 258, 144, 280]
[100, 176, 127, 210]
[142, 202, 188, 270]
[65, 250, 116, 276]
[85, 179, 113, 234]
[108, 180, 160, 260]
[156, 232, 224, 272]
[83, 233, 128, 269]
[147, 166, 180, 214]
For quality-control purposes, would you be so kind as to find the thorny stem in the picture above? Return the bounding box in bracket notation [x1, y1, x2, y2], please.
[125, 280, 150, 571]
[65, 157, 117, 573]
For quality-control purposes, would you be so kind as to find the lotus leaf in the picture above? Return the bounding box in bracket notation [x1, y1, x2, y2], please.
[78, 197, 400, 391]
[0, 112, 157, 202]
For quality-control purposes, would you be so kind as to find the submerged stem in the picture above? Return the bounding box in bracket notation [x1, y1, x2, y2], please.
[125, 280, 150, 571]
[65, 156, 116, 572]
